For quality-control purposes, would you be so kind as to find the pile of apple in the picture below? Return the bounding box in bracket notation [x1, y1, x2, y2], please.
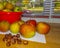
[0, 1, 22, 12]
[0, 20, 50, 38]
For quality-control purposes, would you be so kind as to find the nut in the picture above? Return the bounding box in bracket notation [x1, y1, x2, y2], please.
[5, 33, 12, 39]
[5, 34, 9, 38]
[11, 38, 16, 44]
[17, 38, 22, 44]
[16, 34, 20, 38]
[6, 42, 11, 47]
[12, 35, 18, 40]
[3, 37, 7, 43]
[23, 40, 28, 45]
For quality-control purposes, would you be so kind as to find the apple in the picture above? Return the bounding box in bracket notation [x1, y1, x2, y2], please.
[20, 24, 36, 38]
[9, 0, 18, 5]
[26, 20, 37, 27]
[10, 1, 16, 5]
[3, 9, 12, 12]
[14, 6, 22, 12]
[3, 1, 8, 7]
[0, 21, 10, 32]
[36, 22, 50, 34]
[5, 2, 14, 10]
[10, 22, 20, 34]
[0, 2, 4, 10]
[18, 20, 25, 25]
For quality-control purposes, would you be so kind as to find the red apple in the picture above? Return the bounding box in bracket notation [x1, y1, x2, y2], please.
[0, 21, 10, 32]
[37, 22, 50, 34]
[20, 24, 36, 38]
[26, 20, 37, 27]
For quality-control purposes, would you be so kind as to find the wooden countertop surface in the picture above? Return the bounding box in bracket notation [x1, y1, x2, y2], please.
[0, 23, 60, 48]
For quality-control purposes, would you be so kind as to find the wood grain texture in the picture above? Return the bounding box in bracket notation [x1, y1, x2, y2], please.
[0, 23, 60, 48]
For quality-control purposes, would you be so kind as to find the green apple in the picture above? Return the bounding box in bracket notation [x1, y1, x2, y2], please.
[3, 1, 8, 7]
[18, 20, 25, 25]
[3, 9, 12, 12]
[0, 2, 4, 10]
[11, 0, 18, 5]
[10, 22, 20, 34]
[14, 6, 22, 12]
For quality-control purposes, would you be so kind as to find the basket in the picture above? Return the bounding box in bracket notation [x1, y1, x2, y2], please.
[0, 11, 23, 24]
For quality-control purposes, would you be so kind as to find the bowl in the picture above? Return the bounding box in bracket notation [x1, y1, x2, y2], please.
[0, 11, 23, 24]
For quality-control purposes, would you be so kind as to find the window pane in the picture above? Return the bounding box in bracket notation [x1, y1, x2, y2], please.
[22, 0, 44, 13]
[54, 0, 60, 14]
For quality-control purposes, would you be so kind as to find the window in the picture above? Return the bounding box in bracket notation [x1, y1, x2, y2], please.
[54, 0, 60, 14]
[22, 0, 44, 14]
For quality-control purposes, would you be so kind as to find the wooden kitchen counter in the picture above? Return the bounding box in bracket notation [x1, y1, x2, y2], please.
[0, 23, 60, 48]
